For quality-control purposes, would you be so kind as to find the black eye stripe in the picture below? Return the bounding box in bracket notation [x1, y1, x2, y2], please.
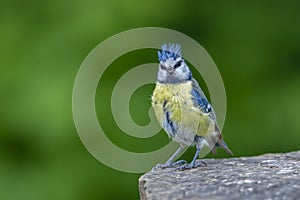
[160, 64, 166, 70]
[174, 60, 182, 68]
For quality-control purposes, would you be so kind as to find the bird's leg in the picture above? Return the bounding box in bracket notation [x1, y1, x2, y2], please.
[190, 148, 200, 167]
[177, 136, 206, 170]
[177, 148, 201, 170]
[153, 146, 186, 170]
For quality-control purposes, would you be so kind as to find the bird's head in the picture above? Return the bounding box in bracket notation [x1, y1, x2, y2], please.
[157, 43, 192, 84]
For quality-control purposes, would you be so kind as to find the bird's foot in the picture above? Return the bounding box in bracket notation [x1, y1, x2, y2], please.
[176, 160, 207, 171]
[170, 160, 187, 167]
[152, 160, 187, 171]
[152, 163, 172, 171]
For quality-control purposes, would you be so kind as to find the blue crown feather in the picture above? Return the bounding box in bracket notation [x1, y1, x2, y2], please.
[158, 43, 182, 62]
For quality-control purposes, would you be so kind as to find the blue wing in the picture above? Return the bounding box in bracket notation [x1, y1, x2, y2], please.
[191, 78, 212, 114]
[191, 79, 233, 155]
[162, 100, 178, 137]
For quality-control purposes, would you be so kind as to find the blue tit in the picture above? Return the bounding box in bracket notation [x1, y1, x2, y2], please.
[152, 43, 233, 170]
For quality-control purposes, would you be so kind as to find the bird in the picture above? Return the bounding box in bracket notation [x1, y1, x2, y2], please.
[151, 43, 233, 170]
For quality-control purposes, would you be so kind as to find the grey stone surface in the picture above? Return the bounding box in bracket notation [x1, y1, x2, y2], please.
[139, 151, 300, 200]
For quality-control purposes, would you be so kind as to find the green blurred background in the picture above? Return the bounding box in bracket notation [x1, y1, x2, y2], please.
[1, 0, 300, 199]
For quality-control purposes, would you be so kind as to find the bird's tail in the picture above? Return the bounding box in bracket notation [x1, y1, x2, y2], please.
[211, 125, 233, 156]
[211, 139, 233, 156]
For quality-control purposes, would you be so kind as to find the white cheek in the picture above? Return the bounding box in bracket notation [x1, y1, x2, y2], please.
[176, 66, 189, 79]
[174, 69, 183, 78]
[160, 70, 168, 79]
[181, 66, 188, 73]
[175, 66, 184, 74]
[164, 70, 168, 76]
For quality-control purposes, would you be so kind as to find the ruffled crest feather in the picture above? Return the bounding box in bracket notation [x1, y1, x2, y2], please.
[158, 43, 182, 62]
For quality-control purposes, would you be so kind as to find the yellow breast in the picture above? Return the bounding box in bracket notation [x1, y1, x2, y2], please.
[152, 81, 192, 124]
[152, 81, 212, 139]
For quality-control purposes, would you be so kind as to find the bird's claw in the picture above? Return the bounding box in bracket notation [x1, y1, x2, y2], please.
[198, 160, 207, 167]
[170, 160, 187, 167]
[152, 163, 171, 171]
[177, 164, 193, 171]
[152, 160, 188, 170]
[176, 160, 207, 171]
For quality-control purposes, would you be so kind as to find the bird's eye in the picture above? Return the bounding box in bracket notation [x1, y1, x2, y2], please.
[160, 64, 166, 70]
[174, 60, 182, 69]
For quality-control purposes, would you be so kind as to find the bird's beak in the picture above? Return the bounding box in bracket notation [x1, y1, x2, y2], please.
[166, 66, 174, 73]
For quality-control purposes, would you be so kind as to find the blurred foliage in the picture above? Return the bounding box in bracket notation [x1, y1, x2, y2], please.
[1, 0, 300, 199]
